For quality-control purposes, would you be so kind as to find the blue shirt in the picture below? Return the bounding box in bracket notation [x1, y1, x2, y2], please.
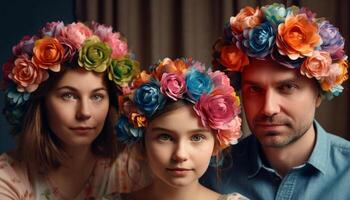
[201, 121, 350, 200]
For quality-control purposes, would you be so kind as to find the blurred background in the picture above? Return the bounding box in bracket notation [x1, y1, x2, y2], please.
[1, 0, 349, 153]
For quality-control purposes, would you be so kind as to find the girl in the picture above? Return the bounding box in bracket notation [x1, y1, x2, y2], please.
[0, 21, 139, 199]
[115, 58, 248, 200]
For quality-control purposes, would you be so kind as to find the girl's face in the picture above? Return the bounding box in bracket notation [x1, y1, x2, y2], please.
[45, 69, 109, 149]
[145, 104, 216, 188]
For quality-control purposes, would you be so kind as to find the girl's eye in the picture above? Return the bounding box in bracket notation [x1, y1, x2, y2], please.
[157, 134, 172, 141]
[191, 134, 205, 142]
[61, 93, 77, 101]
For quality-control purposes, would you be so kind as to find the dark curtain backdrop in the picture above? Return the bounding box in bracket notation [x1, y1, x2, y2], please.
[0, 0, 75, 153]
[75, 0, 350, 140]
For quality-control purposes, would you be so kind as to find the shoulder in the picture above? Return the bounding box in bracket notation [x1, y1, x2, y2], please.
[0, 153, 33, 199]
[325, 132, 350, 157]
[219, 192, 249, 200]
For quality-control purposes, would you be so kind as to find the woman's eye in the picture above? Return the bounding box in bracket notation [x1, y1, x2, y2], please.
[61, 93, 77, 101]
[191, 134, 205, 142]
[157, 134, 172, 141]
[91, 94, 105, 102]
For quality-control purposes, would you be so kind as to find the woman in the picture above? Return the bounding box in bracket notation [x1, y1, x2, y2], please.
[114, 58, 248, 200]
[0, 21, 139, 199]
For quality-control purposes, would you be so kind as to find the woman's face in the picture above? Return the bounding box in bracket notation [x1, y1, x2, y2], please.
[45, 68, 110, 149]
[144, 104, 216, 188]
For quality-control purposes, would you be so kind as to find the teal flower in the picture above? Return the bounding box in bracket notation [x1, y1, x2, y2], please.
[262, 3, 287, 26]
[185, 68, 213, 101]
[240, 22, 276, 58]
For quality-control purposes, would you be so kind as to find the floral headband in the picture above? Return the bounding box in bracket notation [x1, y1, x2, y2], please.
[115, 57, 242, 149]
[212, 3, 348, 99]
[1, 21, 139, 126]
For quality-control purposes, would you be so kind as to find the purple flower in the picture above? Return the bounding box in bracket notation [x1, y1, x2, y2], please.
[12, 36, 36, 56]
[271, 48, 305, 69]
[318, 20, 346, 60]
[40, 21, 64, 37]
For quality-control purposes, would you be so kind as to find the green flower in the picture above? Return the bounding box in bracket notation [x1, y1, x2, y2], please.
[78, 36, 112, 72]
[108, 57, 140, 86]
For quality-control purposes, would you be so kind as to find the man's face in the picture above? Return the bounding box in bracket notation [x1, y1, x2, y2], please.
[241, 59, 321, 148]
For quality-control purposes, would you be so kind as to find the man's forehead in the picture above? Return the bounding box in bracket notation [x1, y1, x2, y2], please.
[242, 59, 300, 83]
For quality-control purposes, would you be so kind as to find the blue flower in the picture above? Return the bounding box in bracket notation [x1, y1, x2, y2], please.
[134, 81, 167, 116]
[185, 68, 213, 101]
[261, 3, 287, 26]
[115, 116, 143, 144]
[3, 100, 26, 126]
[324, 85, 344, 100]
[5, 84, 30, 106]
[240, 22, 276, 58]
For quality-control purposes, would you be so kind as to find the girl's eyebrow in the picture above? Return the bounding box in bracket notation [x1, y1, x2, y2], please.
[55, 86, 107, 92]
[150, 127, 210, 133]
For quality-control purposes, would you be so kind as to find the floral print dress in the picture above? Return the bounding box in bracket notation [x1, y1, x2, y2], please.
[0, 151, 148, 200]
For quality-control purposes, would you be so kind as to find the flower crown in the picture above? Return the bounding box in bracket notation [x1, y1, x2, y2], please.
[212, 3, 348, 99]
[115, 57, 242, 149]
[1, 21, 140, 126]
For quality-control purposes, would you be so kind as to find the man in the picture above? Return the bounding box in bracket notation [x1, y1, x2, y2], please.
[201, 4, 350, 200]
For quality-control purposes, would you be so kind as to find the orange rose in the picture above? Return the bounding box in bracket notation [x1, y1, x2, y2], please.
[153, 58, 188, 80]
[130, 112, 147, 128]
[32, 37, 64, 72]
[276, 14, 321, 60]
[132, 70, 151, 88]
[300, 51, 332, 79]
[230, 6, 263, 34]
[220, 44, 249, 72]
[9, 57, 49, 92]
[320, 60, 348, 91]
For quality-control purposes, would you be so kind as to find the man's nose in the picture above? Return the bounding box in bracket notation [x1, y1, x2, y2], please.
[261, 90, 280, 117]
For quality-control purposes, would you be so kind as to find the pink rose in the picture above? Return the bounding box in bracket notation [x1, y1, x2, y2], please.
[194, 86, 241, 130]
[9, 56, 49, 92]
[209, 70, 231, 88]
[216, 116, 242, 148]
[58, 36, 78, 62]
[301, 51, 332, 79]
[160, 73, 186, 101]
[92, 22, 128, 58]
[60, 22, 93, 49]
[320, 60, 348, 91]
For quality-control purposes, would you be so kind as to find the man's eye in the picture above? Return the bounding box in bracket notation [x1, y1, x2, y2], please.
[191, 134, 205, 142]
[279, 84, 297, 93]
[247, 86, 261, 93]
